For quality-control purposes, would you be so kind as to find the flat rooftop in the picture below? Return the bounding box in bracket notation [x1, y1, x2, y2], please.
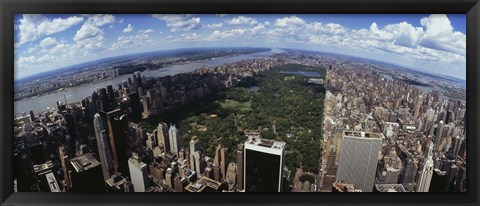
[343, 131, 381, 139]
[69, 153, 100, 173]
[245, 136, 285, 150]
[375, 184, 406, 192]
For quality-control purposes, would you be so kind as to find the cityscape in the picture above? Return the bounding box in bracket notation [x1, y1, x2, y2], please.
[14, 14, 466, 192]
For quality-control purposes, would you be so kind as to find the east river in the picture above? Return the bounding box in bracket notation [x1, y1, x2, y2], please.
[15, 49, 284, 117]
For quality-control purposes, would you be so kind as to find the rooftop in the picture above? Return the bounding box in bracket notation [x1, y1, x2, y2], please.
[343, 131, 382, 139]
[69, 153, 100, 173]
[375, 184, 406, 192]
[245, 136, 285, 150]
[185, 176, 223, 192]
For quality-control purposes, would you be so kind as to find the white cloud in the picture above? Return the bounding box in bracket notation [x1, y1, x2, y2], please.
[83, 14, 115, 27]
[16, 14, 84, 45]
[74, 23, 103, 42]
[123, 24, 133, 33]
[419, 14, 466, 56]
[226, 16, 258, 25]
[275, 16, 306, 27]
[39, 37, 58, 48]
[205, 23, 223, 29]
[216, 14, 228, 17]
[152, 14, 202, 32]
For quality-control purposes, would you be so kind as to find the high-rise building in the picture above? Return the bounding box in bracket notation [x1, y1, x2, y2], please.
[413, 95, 423, 120]
[236, 143, 244, 191]
[429, 169, 447, 192]
[220, 148, 229, 180]
[336, 131, 382, 192]
[435, 121, 444, 146]
[107, 109, 131, 177]
[128, 92, 142, 123]
[128, 153, 150, 192]
[416, 142, 434, 192]
[244, 136, 285, 192]
[168, 124, 180, 156]
[189, 136, 201, 173]
[69, 153, 105, 192]
[157, 122, 170, 154]
[93, 113, 114, 181]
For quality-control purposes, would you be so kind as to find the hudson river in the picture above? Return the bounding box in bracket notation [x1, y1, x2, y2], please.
[15, 49, 284, 117]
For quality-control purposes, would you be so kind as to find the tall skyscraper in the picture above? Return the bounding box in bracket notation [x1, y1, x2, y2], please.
[336, 131, 382, 192]
[107, 109, 131, 177]
[128, 153, 150, 192]
[416, 142, 434, 192]
[435, 121, 444, 146]
[236, 143, 244, 191]
[189, 136, 201, 173]
[157, 122, 170, 154]
[220, 148, 229, 180]
[128, 92, 142, 123]
[244, 136, 285, 192]
[413, 95, 423, 120]
[93, 113, 114, 181]
[168, 124, 180, 156]
[69, 153, 105, 192]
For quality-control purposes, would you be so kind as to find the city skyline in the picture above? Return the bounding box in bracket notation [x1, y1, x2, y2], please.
[14, 14, 466, 80]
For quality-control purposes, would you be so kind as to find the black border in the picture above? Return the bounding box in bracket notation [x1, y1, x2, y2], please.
[1, 0, 479, 206]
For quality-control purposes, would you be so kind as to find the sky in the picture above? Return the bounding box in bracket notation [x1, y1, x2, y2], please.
[14, 14, 466, 80]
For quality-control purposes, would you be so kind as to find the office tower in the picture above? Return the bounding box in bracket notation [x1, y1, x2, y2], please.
[416, 142, 434, 192]
[236, 143, 244, 191]
[400, 156, 418, 186]
[189, 136, 201, 171]
[220, 148, 229, 180]
[413, 95, 423, 120]
[93, 113, 114, 181]
[225, 162, 237, 185]
[244, 136, 286, 192]
[64, 113, 77, 142]
[128, 153, 150, 192]
[128, 92, 142, 123]
[107, 109, 132, 177]
[69, 153, 105, 192]
[429, 169, 447, 192]
[106, 85, 117, 110]
[29, 142, 47, 165]
[168, 124, 180, 156]
[58, 146, 71, 191]
[192, 151, 206, 179]
[157, 122, 170, 153]
[336, 131, 382, 192]
[435, 121, 444, 145]
[99, 88, 110, 112]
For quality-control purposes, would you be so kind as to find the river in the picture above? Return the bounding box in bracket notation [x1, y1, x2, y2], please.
[15, 48, 284, 117]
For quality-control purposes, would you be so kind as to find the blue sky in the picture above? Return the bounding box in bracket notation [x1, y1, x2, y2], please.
[14, 14, 466, 80]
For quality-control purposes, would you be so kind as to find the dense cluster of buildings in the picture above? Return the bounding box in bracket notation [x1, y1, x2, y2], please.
[321, 63, 466, 192]
[13, 50, 467, 193]
[14, 55, 290, 192]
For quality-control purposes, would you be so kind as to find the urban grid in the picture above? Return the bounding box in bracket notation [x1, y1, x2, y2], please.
[13, 14, 466, 193]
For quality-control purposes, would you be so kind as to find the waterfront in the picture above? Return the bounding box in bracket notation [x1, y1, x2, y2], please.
[15, 49, 284, 116]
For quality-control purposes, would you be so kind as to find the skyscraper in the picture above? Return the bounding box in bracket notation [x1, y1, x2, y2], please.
[236, 143, 244, 191]
[244, 136, 285, 192]
[107, 109, 131, 177]
[413, 95, 423, 120]
[157, 122, 170, 154]
[168, 124, 179, 156]
[416, 142, 434, 192]
[336, 131, 382, 192]
[69, 153, 105, 192]
[435, 121, 444, 146]
[189, 136, 201, 173]
[93, 113, 114, 181]
[128, 153, 150, 192]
